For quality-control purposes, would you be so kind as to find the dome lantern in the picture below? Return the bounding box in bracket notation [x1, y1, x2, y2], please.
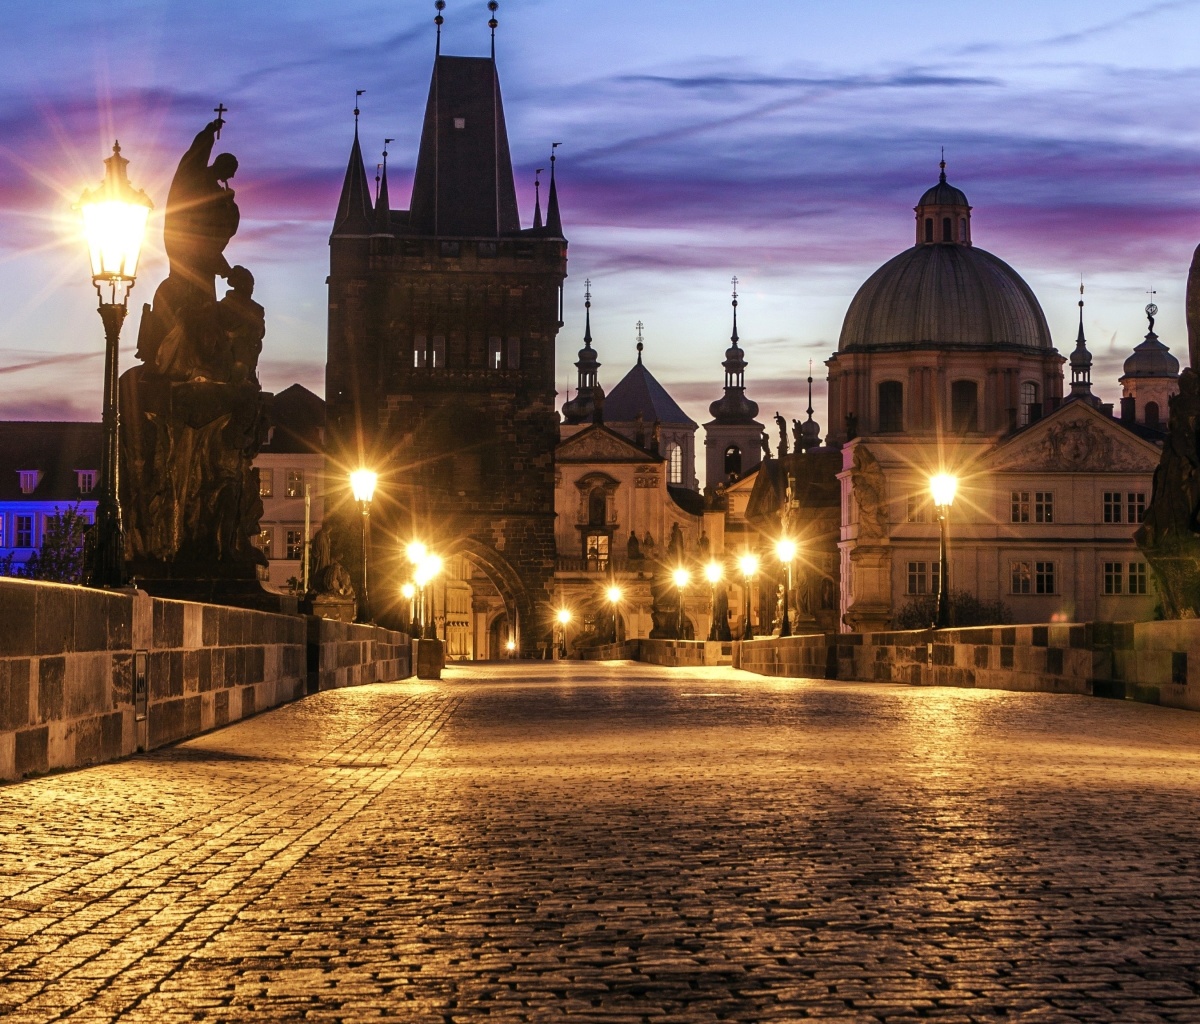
[915, 155, 971, 247]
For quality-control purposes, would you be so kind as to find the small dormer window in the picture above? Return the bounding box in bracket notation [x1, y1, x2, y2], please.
[453, 117, 466, 130]
[18, 470, 38, 494]
[76, 470, 97, 494]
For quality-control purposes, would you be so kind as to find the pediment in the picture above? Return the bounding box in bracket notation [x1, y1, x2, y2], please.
[556, 425, 658, 464]
[987, 402, 1161, 474]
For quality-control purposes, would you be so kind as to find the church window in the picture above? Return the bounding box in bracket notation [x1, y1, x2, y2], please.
[1010, 491, 1030, 523]
[877, 381, 903, 432]
[1103, 492, 1123, 523]
[667, 443, 683, 485]
[431, 335, 445, 368]
[950, 380, 978, 432]
[413, 335, 427, 369]
[1104, 562, 1124, 595]
[906, 495, 928, 523]
[1019, 382, 1039, 427]
[1129, 561, 1147, 595]
[1010, 560, 1032, 594]
[507, 337, 521, 369]
[488, 336, 502, 369]
[258, 469, 273, 498]
[1128, 492, 1146, 523]
[588, 488, 608, 526]
[1035, 491, 1053, 523]
[942, 217, 952, 242]
[1035, 560, 1056, 594]
[1145, 402, 1160, 428]
[924, 218, 933, 243]
[724, 444, 742, 478]
[14, 514, 33, 548]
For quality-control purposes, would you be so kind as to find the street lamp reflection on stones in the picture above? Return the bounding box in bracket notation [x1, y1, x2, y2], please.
[556, 607, 571, 658]
[705, 561, 722, 640]
[739, 553, 758, 641]
[350, 469, 377, 623]
[78, 141, 153, 588]
[775, 539, 797, 638]
[930, 472, 958, 629]
[672, 567, 690, 639]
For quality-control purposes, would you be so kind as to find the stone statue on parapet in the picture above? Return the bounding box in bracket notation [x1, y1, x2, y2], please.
[120, 113, 272, 596]
[775, 411, 789, 458]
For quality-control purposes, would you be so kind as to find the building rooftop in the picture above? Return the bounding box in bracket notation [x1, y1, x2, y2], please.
[0, 422, 102, 503]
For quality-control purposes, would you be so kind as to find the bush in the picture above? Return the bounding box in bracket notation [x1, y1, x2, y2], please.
[893, 589, 1011, 630]
[21, 504, 90, 584]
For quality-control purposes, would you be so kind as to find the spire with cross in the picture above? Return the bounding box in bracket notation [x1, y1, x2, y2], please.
[636, 320, 644, 364]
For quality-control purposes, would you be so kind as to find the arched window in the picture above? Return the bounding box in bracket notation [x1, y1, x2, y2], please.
[878, 380, 903, 432]
[951, 380, 979, 432]
[666, 443, 683, 485]
[724, 444, 742, 478]
[924, 218, 933, 243]
[959, 217, 967, 242]
[588, 488, 607, 526]
[1145, 401, 1160, 428]
[942, 217, 952, 242]
[1019, 381, 1039, 427]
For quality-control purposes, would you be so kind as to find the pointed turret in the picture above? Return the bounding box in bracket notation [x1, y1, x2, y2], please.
[532, 168, 543, 230]
[546, 146, 563, 238]
[708, 279, 759, 424]
[1067, 283, 1100, 406]
[333, 125, 374, 236]
[373, 142, 392, 235]
[798, 367, 821, 450]
[562, 279, 603, 425]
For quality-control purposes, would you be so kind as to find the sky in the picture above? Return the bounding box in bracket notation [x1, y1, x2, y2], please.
[3, 0, 1200, 430]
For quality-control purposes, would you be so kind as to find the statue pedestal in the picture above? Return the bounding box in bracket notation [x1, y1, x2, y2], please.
[414, 639, 445, 680]
[302, 594, 356, 622]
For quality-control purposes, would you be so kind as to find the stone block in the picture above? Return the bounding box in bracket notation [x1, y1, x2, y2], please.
[149, 698, 185, 748]
[214, 688, 229, 726]
[111, 653, 133, 707]
[35, 585, 74, 656]
[131, 591, 153, 649]
[153, 600, 185, 649]
[74, 714, 103, 765]
[202, 605, 220, 647]
[0, 580, 37, 658]
[415, 639, 445, 679]
[240, 684, 256, 718]
[183, 604, 203, 649]
[37, 657, 65, 723]
[73, 589, 111, 652]
[0, 659, 31, 731]
[0, 732, 14, 780]
[101, 710, 124, 759]
[1045, 647, 1064, 676]
[148, 651, 172, 700]
[15, 725, 48, 775]
[66, 653, 110, 718]
[196, 648, 212, 692]
[184, 695, 202, 736]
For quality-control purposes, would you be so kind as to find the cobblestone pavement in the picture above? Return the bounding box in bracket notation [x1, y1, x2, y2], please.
[4, 664, 1200, 1022]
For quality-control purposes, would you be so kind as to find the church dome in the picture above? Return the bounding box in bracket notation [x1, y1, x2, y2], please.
[917, 179, 969, 208]
[1122, 311, 1179, 380]
[838, 243, 1053, 352]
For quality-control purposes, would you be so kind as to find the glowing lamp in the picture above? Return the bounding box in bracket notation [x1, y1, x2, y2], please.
[79, 142, 153, 301]
[350, 469, 377, 503]
[672, 567, 690, 589]
[556, 608, 572, 625]
[401, 582, 415, 600]
[606, 585, 622, 604]
[930, 473, 958, 508]
[705, 561, 723, 584]
[407, 541, 428, 564]
[739, 554, 759, 577]
[776, 539, 797, 563]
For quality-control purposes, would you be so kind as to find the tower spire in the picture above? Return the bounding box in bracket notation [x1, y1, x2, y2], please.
[562, 278, 602, 425]
[583, 277, 593, 345]
[488, 1, 499, 60]
[730, 275, 740, 346]
[333, 99, 374, 236]
[709, 278, 759, 425]
[635, 320, 644, 365]
[374, 139, 393, 234]
[546, 142, 563, 237]
[533, 167, 543, 229]
[1068, 279, 1096, 404]
[435, 0, 444, 55]
[939, 146, 946, 183]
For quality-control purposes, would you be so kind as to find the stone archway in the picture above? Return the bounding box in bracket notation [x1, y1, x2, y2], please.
[443, 537, 536, 656]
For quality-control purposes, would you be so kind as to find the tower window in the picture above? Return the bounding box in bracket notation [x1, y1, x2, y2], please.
[951, 380, 978, 432]
[1019, 381, 1039, 427]
[588, 488, 607, 526]
[488, 336, 502, 369]
[924, 218, 933, 243]
[413, 334, 427, 369]
[431, 335, 445, 369]
[724, 444, 742, 478]
[959, 217, 967, 242]
[877, 380, 903, 432]
[666, 443, 683, 485]
[507, 337, 521, 370]
[1145, 401, 1160, 428]
[942, 217, 952, 242]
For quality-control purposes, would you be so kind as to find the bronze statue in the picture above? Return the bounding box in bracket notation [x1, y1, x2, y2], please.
[626, 530, 642, 561]
[775, 411, 789, 458]
[760, 430, 771, 459]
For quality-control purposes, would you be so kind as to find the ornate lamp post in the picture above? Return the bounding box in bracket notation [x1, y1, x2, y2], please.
[672, 567, 690, 639]
[738, 553, 758, 640]
[704, 561, 723, 640]
[415, 553, 443, 640]
[930, 473, 958, 628]
[775, 538, 797, 638]
[78, 142, 153, 588]
[606, 584, 622, 643]
[350, 469, 377, 622]
[400, 582, 416, 634]
[556, 607, 571, 659]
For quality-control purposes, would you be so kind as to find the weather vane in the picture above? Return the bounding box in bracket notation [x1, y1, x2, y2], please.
[354, 90, 364, 127]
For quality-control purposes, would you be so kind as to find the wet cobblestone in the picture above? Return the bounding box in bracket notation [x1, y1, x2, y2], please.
[3, 662, 1200, 1021]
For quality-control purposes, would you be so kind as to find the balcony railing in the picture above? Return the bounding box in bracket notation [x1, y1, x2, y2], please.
[557, 557, 650, 575]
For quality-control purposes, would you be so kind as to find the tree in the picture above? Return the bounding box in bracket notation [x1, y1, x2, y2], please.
[894, 589, 1011, 631]
[22, 504, 90, 584]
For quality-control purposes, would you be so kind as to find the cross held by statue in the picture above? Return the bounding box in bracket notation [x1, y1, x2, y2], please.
[214, 103, 228, 138]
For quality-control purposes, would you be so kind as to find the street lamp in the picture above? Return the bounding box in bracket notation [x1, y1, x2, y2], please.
[78, 141, 152, 589]
[738, 553, 758, 641]
[606, 584, 622, 643]
[672, 567, 690, 639]
[776, 538, 797, 638]
[350, 469, 377, 622]
[400, 582, 416, 635]
[930, 472, 958, 629]
[704, 561, 723, 640]
[556, 607, 572, 658]
[415, 553, 443, 639]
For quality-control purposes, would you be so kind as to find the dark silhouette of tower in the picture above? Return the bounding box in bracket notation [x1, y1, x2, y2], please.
[326, 35, 567, 650]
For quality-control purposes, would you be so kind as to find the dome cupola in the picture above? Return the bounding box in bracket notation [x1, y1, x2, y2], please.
[915, 157, 971, 247]
[1123, 302, 1180, 380]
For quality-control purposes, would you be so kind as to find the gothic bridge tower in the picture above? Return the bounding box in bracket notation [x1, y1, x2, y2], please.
[326, 15, 566, 650]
